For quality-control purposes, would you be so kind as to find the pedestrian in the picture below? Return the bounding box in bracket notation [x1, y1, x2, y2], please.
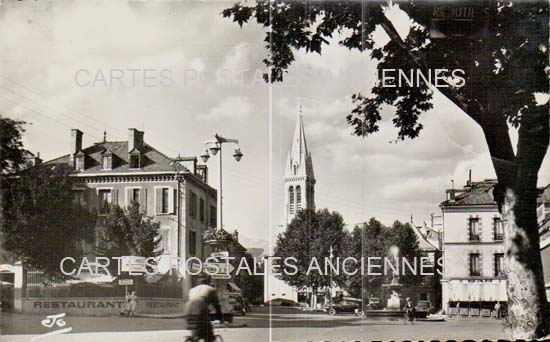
[456, 302, 460, 320]
[403, 298, 415, 325]
[494, 302, 502, 319]
[127, 291, 138, 317]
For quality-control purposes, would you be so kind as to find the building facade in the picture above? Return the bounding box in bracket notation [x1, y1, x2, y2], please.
[264, 114, 316, 304]
[440, 179, 507, 317]
[13, 128, 218, 312]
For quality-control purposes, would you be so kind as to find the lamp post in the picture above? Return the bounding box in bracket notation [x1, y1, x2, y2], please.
[200, 134, 243, 230]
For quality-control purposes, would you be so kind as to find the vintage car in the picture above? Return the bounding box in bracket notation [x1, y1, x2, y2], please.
[415, 300, 433, 318]
[366, 297, 381, 310]
[325, 297, 364, 316]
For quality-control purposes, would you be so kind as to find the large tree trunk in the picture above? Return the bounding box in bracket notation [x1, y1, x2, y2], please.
[503, 186, 550, 338]
[499, 105, 550, 338]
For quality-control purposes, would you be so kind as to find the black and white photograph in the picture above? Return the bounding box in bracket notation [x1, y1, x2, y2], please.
[0, 0, 549, 341]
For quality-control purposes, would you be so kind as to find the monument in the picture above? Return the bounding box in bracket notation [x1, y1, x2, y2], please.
[382, 245, 403, 310]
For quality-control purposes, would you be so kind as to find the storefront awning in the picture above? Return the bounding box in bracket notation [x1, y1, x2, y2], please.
[448, 280, 507, 301]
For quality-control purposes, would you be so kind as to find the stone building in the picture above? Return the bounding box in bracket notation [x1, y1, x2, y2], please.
[440, 179, 507, 317]
[12, 128, 217, 314]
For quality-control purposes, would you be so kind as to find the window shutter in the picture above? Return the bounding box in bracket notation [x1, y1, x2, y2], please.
[156, 188, 162, 214]
[127, 188, 132, 207]
[168, 188, 174, 214]
[144, 188, 148, 213]
[173, 189, 177, 214]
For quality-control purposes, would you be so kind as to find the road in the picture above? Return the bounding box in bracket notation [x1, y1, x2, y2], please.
[1, 307, 509, 341]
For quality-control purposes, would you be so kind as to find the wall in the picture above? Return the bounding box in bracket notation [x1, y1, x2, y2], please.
[443, 207, 504, 279]
[22, 297, 185, 316]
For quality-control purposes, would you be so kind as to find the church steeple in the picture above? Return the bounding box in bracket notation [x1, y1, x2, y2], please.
[283, 108, 316, 224]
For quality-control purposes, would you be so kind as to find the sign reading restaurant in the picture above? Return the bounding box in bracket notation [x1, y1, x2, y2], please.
[23, 298, 184, 316]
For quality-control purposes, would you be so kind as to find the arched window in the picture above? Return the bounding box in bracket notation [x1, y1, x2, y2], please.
[289, 186, 295, 214]
[293, 164, 297, 175]
[296, 185, 301, 210]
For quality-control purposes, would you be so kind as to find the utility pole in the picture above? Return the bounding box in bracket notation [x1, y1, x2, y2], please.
[200, 134, 243, 230]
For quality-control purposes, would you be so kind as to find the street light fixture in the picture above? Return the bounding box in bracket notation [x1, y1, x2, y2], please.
[201, 134, 243, 231]
[209, 145, 221, 156]
[233, 148, 243, 162]
[200, 149, 210, 163]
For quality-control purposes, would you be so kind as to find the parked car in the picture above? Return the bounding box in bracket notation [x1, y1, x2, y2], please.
[415, 300, 433, 318]
[265, 298, 298, 307]
[366, 297, 381, 310]
[325, 297, 363, 316]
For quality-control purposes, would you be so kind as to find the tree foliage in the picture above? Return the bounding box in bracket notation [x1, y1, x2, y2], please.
[0, 116, 31, 174]
[388, 220, 423, 288]
[274, 208, 349, 292]
[347, 218, 423, 297]
[223, 1, 550, 337]
[0, 166, 96, 277]
[98, 202, 162, 273]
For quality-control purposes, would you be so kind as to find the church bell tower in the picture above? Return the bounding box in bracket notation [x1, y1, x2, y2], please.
[283, 110, 315, 224]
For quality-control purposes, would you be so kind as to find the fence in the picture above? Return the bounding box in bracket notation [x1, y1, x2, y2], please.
[25, 268, 183, 299]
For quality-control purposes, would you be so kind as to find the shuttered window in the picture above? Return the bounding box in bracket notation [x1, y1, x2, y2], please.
[189, 191, 198, 218]
[98, 189, 112, 215]
[199, 198, 205, 223]
[156, 187, 173, 214]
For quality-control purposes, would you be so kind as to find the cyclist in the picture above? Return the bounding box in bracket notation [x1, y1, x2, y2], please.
[184, 278, 223, 341]
[403, 297, 415, 325]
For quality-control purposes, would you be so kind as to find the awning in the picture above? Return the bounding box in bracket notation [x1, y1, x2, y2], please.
[448, 280, 507, 301]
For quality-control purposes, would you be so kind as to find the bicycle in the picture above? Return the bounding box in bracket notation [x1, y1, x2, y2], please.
[184, 326, 224, 342]
[183, 334, 223, 342]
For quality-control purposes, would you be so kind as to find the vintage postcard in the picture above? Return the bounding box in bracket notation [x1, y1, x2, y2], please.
[0, 1, 549, 341]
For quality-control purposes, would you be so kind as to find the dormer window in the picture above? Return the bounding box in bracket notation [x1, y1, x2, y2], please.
[129, 153, 141, 169]
[102, 156, 112, 170]
[101, 150, 113, 170]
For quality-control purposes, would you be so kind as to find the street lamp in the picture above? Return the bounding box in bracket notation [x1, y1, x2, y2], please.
[201, 134, 243, 230]
[200, 149, 210, 163]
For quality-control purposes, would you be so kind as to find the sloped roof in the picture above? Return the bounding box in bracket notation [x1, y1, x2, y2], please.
[284, 114, 314, 180]
[440, 179, 498, 207]
[44, 141, 187, 174]
[409, 220, 439, 252]
[537, 185, 550, 205]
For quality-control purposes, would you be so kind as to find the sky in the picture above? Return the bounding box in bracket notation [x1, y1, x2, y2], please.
[1, 1, 549, 250]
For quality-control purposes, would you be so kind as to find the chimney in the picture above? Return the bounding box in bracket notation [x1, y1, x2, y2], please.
[128, 128, 144, 152]
[446, 180, 456, 201]
[447, 189, 456, 201]
[466, 169, 472, 187]
[70, 129, 83, 165]
[197, 164, 208, 184]
[26, 152, 42, 167]
[33, 152, 42, 166]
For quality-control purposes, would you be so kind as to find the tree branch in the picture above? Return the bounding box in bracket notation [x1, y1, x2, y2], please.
[377, 13, 484, 124]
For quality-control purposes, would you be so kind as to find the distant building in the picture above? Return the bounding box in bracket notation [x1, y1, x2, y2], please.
[264, 113, 316, 305]
[440, 179, 507, 317]
[408, 219, 442, 309]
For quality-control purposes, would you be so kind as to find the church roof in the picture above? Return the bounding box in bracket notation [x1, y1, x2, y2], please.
[285, 115, 315, 179]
